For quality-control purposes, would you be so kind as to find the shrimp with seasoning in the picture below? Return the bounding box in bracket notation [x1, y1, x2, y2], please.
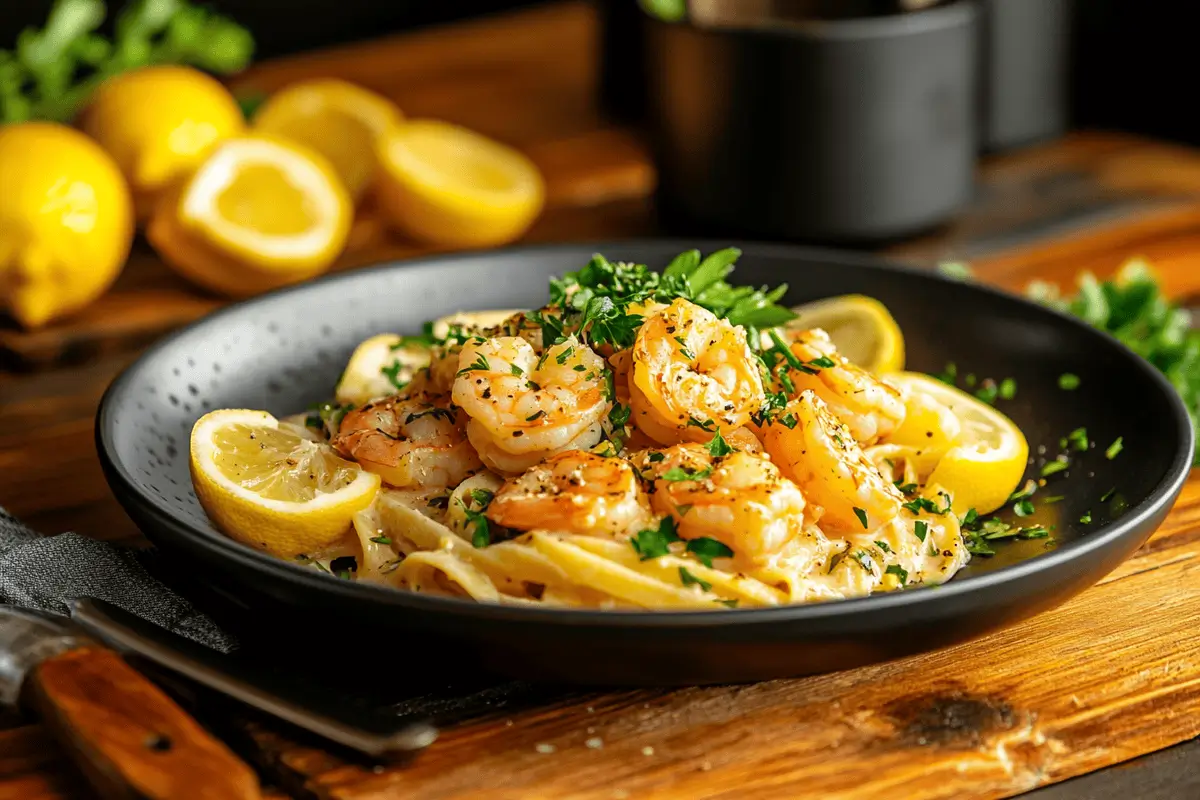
[332, 393, 482, 489]
[451, 335, 609, 475]
[778, 328, 905, 446]
[630, 298, 765, 445]
[632, 444, 824, 566]
[488, 450, 652, 536]
[758, 390, 903, 534]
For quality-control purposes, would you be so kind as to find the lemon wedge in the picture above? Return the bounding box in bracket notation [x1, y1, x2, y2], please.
[376, 120, 544, 247]
[190, 409, 379, 558]
[253, 79, 403, 203]
[887, 373, 1028, 515]
[335, 334, 431, 406]
[788, 295, 905, 373]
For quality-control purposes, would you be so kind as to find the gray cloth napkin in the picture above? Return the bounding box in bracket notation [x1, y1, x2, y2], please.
[0, 506, 236, 652]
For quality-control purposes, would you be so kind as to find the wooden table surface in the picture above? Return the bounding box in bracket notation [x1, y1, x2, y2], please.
[5, 3, 1200, 798]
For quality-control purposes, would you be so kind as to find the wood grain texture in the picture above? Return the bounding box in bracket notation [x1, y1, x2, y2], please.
[25, 647, 260, 800]
[4, 2, 1200, 799]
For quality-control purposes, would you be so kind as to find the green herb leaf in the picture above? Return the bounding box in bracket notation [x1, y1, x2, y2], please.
[1079, 511, 1092, 524]
[1106, 436, 1124, 459]
[630, 517, 680, 560]
[661, 465, 713, 482]
[914, 520, 929, 542]
[874, 540, 892, 553]
[853, 507, 869, 529]
[705, 428, 734, 458]
[1041, 459, 1069, 478]
[1058, 373, 1081, 390]
[1014, 499, 1035, 516]
[369, 535, 392, 545]
[686, 537, 733, 567]
[884, 564, 909, 585]
[679, 566, 712, 591]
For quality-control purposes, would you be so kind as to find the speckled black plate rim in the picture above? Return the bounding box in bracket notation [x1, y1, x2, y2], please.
[95, 238, 1196, 629]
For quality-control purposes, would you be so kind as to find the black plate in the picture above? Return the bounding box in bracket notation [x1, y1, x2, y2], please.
[96, 241, 1193, 685]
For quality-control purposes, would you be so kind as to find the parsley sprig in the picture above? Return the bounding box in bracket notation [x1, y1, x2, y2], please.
[546, 249, 795, 349]
[1025, 258, 1198, 464]
[1, 0, 254, 124]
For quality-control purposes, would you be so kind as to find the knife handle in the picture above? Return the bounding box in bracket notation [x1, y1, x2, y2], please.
[23, 645, 260, 800]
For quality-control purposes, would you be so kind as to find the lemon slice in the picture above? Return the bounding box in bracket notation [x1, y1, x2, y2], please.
[335, 334, 431, 406]
[376, 120, 544, 247]
[190, 409, 379, 558]
[887, 373, 1028, 515]
[177, 135, 352, 272]
[788, 295, 905, 373]
[253, 79, 403, 203]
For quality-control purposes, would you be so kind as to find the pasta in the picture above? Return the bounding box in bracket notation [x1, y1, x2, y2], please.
[216, 250, 1028, 610]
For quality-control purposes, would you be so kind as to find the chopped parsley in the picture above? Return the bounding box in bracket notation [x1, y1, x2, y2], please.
[510, 364, 524, 376]
[1041, 459, 1069, 478]
[999, 378, 1017, 400]
[459, 489, 495, 548]
[380, 360, 410, 391]
[1013, 499, 1035, 517]
[893, 481, 919, 496]
[1080, 510, 1093, 524]
[456, 353, 491, 376]
[661, 465, 714, 482]
[647, 452, 666, 463]
[679, 567, 712, 592]
[686, 537, 733, 567]
[705, 428, 735, 458]
[914, 520, 929, 542]
[853, 507, 869, 529]
[1067, 427, 1089, 451]
[1106, 437, 1124, 459]
[686, 416, 716, 433]
[630, 517, 680, 560]
[369, 535, 392, 545]
[874, 540, 892, 553]
[306, 402, 354, 432]
[716, 599, 739, 608]
[1099, 487, 1117, 502]
[1058, 373, 1080, 390]
[902, 496, 948, 515]
[884, 564, 909, 585]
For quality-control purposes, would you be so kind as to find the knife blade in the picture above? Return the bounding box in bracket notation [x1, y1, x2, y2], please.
[69, 598, 439, 759]
[0, 605, 260, 800]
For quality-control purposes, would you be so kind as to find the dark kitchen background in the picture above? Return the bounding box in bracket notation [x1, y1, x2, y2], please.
[0, 0, 1193, 143]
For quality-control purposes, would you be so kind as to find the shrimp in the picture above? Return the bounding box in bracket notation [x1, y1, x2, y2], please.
[779, 328, 905, 446]
[632, 444, 822, 565]
[405, 345, 463, 397]
[488, 450, 652, 536]
[758, 390, 903, 533]
[332, 394, 483, 488]
[451, 335, 609, 475]
[630, 298, 765, 445]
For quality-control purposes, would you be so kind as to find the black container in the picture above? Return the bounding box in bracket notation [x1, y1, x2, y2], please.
[644, 1, 979, 244]
[980, 0, 1073, 151]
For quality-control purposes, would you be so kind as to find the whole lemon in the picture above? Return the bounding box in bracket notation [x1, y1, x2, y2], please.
[80, 65, 245, 220]
[0, 123, 134, 329]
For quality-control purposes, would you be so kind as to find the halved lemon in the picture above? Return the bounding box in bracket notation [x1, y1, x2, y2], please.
[253, 79, 403, 204]
[190, 409, 379, 558]
[788, 295, 905, 373]
[335, 333, 430, 406]
[151, 135, 352, 295]
[887, 373, 1028, 515]
[376, 120, 544, 247]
